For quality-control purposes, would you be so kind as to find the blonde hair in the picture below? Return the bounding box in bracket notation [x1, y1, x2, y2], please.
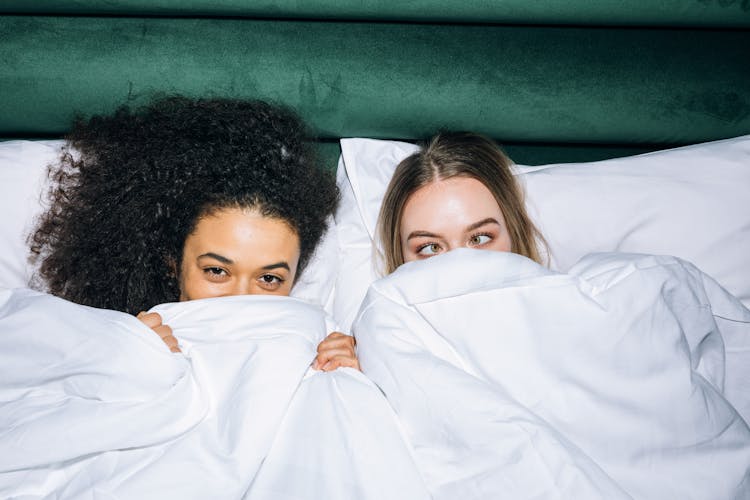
[377, 132, 547, 274]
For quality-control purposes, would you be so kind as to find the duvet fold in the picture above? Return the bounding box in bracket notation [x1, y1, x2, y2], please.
[355, 250, 750, 500]
[0, 290, 429, 500]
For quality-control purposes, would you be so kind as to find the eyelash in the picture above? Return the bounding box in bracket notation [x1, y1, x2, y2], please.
[416, 242, 441, 255]
[260, 274, 284, 285]
[203, 268, 286, 290]
[203, 266, 228, 277]
[469, 232, 493, 245]
[415, 232, 494, 255]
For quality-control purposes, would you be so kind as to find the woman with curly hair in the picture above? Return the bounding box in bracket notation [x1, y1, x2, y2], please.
[30, 96, 357, 371]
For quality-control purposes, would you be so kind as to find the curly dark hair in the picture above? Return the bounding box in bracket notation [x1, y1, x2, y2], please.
[30, 96, 339, 315]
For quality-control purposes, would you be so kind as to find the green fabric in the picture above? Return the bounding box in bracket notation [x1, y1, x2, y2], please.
[316, 142, 657, 172]
[0, 138, 656, 172]
[2, 16, 749, 146]
[1, 1, 748, 27]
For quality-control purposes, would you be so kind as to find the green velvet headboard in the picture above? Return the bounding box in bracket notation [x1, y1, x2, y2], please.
[1, 1, 749, 168]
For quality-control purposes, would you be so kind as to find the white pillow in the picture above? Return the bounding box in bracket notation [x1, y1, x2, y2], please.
[0, 139, 337, 309]
[289, 216, 339, 308]
[333, 135, 750, 332]
[332, 141, 419, 331]
[0, 140, 61, 289]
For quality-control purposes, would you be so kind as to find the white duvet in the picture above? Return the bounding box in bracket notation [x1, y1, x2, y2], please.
[355, 250, 750, 500]
[0, 290, 429, 499]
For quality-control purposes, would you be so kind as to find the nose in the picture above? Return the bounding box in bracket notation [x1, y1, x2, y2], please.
[447, 239, 465, 252]
[230, 278, 254, 297]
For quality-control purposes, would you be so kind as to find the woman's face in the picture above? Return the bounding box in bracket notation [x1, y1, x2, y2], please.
[179, 207, 300, 300]
[400, 176, 512, 263]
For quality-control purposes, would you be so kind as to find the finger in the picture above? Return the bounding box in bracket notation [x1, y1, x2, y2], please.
[152, 324, 173, 340]
[137, 311, 163, 329]
[321, 332, 355, 345]
[314, 349, 342, 370]
[153, 325, 181, 353]
[316, 347, 358, 368]
[316, 346, 355, 365]
[325, 331, 348, 340]
[313, 352, 327, 370]
[316, 335, 356, 353]
[153, 328, 181, 353]
[160, 334, 180, 350]
[321, 355, 361, 372]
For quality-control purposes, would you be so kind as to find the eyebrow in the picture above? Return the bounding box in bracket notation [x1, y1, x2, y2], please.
[198, 252, 233, 264]
[406, 217, 501, 241]
[261, 261, 290, 271]
[406, 230, 440, 241]
[198, 254, 290, 272]
[466, 217, 501, 232]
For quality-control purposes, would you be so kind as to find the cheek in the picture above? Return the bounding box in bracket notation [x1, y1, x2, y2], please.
[492, 232, 513, 253]
[269, 283, 294, 297]
[400, 237, 417, 263]
[177, 268, 193, 301]
[178, 266, 207, 301]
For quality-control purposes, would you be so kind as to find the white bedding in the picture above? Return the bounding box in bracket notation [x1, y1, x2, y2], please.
[354, 250, 750, 500]
[0, 290, 429, 499]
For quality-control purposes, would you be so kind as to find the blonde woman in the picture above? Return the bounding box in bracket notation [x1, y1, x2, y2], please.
[359, 132, 749, 500]
[377, 131, 546, 273]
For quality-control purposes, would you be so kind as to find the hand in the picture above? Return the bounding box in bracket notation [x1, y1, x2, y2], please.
[136, 311, 181, 353]
[312, 332, 360, 372]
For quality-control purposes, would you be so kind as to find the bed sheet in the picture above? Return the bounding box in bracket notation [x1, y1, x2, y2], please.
[355, 250, 750, 500]
[0, 290, 428, 499]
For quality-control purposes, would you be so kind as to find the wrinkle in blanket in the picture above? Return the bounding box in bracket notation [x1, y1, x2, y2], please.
[355, 250, 750, 500]
[0, 291, 429, 499]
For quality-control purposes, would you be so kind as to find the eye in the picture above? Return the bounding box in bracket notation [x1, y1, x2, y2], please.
[417, 243, 442, 256]
[203, 267, 229, 281]
[469, 234, 492, 246]
[258, 274, 285, 290]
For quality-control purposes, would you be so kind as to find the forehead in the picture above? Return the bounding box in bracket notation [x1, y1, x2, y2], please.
[401, 177, 502, 230]
[186, 207, 300, 260]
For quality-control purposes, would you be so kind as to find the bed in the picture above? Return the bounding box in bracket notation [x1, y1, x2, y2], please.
[1, 2, 749, 499]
